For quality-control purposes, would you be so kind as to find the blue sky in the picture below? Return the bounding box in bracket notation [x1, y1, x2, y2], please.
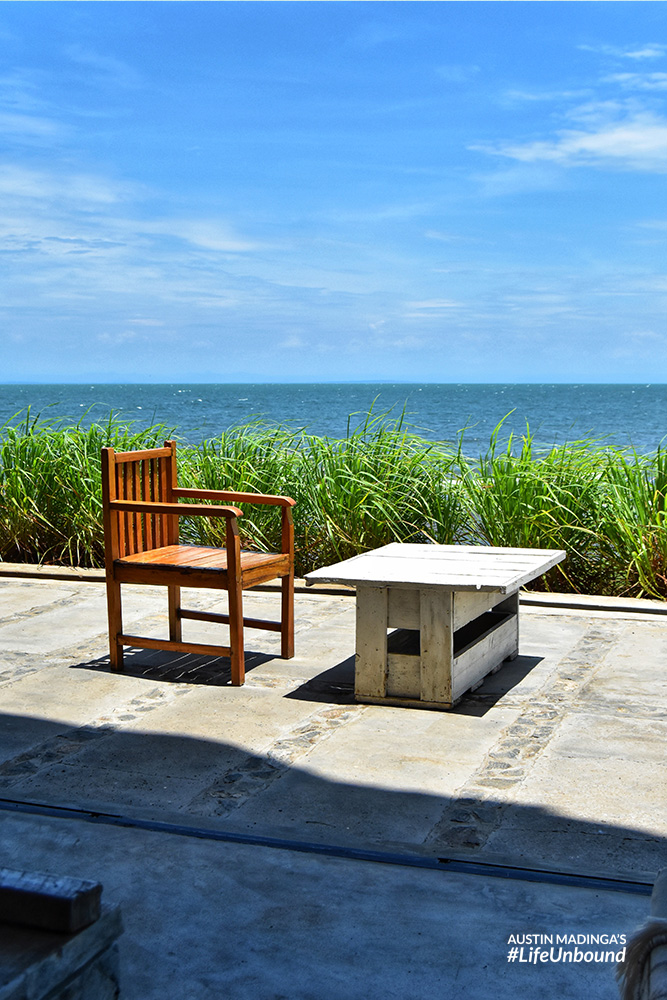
[3, 1, 667, 383]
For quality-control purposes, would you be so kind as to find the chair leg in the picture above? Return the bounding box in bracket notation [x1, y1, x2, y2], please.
[168, 585, 182, 642]
[281, 573, 294, 659]
[227, 581, 245, 685]
[106, 578, 124, 672]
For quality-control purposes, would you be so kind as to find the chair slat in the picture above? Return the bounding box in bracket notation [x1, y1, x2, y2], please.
[158, 456, 167, 545]
[115, 463, 126, 555]
[131, 460, 141, 553]
[124, 463, 135, 555]
[142, 459, 154, 550]
[149, 458, 159, 546]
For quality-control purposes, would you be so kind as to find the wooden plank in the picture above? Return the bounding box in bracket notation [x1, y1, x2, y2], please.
[355, 586, 388, 700]
[168, 584, 182, 643]
[130, 460, 140, 554]
[179, 608, 282, 632]
[109, 500, 242, 519]
[387, 587, 420, 628]
[150, 457, 162, 547]
[355, 694, 453, 712]
[114, 564, 228, 589]
[114, 446, 171, 462]
[142, 459, 154, 550]
[226, 515, 245, 685]
[453, 590, 500, 630]
[365, 542, 563, 560]
[419, 588, 453, 704]
[451, 615, 518, 702]
[119, 544, 228, 567]
[117, 463, 128, 555]
[158, 454, 168, 547]
[495, 591, 519, 660]
[101, 447, 123, 671]
[0, 868, 102, 933]
[386, 653, 421, 699]
[165, 440, 179, 547]
[241, 557, 290, 588]
[119, 634, 232, 657]
[174, 487, 295, 507]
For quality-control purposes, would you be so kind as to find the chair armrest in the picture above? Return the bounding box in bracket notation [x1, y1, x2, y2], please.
[173, 488, 295, 508]
[109, 500, 242, 519]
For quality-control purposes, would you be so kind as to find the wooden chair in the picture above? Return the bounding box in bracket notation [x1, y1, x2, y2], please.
[101, 440, 295, 685]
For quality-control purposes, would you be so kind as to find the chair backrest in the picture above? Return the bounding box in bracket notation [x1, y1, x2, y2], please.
[101, 440, 179, 558]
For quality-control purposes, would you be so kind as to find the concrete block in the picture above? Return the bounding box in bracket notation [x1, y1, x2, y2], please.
[0, 869, 101, 933]
[0, 904, 122, 1000]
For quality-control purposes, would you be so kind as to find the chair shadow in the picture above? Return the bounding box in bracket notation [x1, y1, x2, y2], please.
[286, 654, 544, 716]
[70, 647, 275, 686]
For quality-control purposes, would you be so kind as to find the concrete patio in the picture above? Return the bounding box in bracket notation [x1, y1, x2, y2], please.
[0, 566, 665, 998]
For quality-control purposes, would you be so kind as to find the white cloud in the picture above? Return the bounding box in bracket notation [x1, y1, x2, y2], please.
[0, 163, 132, 204]
[64, 45, 141, 89]
[478, 112, 667, 172]
[146, 220, 257, 253]
[579, 43, 667, 61]
[424, 230, 466, 242]
[623, 46, 667, 61]
[436, 64, 480, 84]
[405, 299, 462, 317]
[603, 72, 667, 91]
[0, 112, 63, 138]
[475, 162, 564, 197]
[501, 88, 590, 104]
[280, 335, 304, 349]
[407, 299, 459, 309]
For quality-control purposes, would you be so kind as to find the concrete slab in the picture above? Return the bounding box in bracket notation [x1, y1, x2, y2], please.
[0, 811, 646, 1000]
[0, 574, 665, 996]
[509, 755, 667, 835]
[0, 587, 161, 654]
[578, 621, 667, 715]
[0, 581, 80, 619]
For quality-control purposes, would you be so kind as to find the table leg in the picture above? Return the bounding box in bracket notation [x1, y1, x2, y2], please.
[355, 585, 388, 699]
[419, 588, 453, 704]
[505, 591, 520, 661]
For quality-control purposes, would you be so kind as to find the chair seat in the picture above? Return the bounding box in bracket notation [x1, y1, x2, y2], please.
[115, 544, 290, 588]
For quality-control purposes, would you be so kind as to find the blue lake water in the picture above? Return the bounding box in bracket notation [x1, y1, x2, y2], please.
[1, 383, 665, 455]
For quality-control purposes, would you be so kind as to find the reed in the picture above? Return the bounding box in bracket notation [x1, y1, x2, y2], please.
[1, 409, 665, 597]
[0, 411, 173, 566]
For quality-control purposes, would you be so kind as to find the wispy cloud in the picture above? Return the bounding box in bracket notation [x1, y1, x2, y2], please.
[424, 230, 468, 243]
[481, 111, 667, 171]
[579, 43, 667, 61]
[474, 162, 565, 197]
[603, 72, 667, 91]
[0, 163, 133, 204]
[135, 219, 258, 253]
[0, 111, 63, 139]
[501, 88, 590, 104]
[404, 299, 462, 318]
[64, 45, 141, 89]
[436, 64, 480, 84]
[346, 20, 426, 50]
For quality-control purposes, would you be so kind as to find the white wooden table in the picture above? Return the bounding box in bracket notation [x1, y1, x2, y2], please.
[305, 543, 566, 710]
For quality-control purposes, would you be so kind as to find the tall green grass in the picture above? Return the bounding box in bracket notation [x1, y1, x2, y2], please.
[1, 408, 666, 598]
[0, 410, 173, 566]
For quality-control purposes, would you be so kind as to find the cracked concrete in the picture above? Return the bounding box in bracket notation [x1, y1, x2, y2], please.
[0, 572, 664, 998]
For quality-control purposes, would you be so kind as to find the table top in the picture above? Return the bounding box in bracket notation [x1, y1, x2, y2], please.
[305, 543, 566, 593]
